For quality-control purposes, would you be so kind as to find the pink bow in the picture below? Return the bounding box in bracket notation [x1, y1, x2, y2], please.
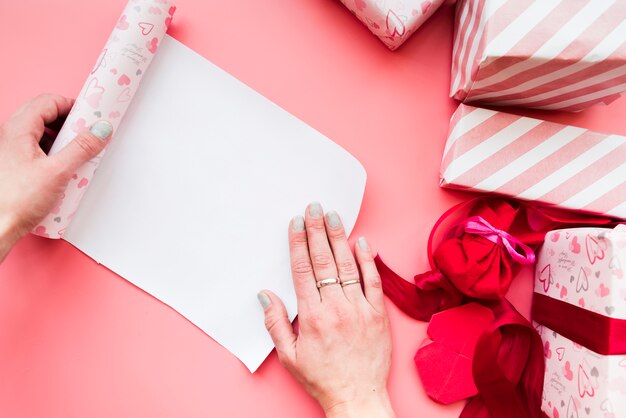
[456, 216, 536, 264]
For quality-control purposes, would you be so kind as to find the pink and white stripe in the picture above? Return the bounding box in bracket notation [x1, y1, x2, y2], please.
[440, 104, 626, 219]
[450, 0, 626, 112]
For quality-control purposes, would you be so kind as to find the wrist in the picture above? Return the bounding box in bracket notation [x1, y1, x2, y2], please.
[324, 392, 395, 418]
[0, 214, 20, 262]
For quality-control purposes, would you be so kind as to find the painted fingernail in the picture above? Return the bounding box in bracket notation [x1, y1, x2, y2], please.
[358, 236, 369, 251]
[326, 211, 341, 229]
[292, 216, 305, 231]
[309, 202, 323, 218]
[257, 291, 272, 310]
[90, 120, 113, 141]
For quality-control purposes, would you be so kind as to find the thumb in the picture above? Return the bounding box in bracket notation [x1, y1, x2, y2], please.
[258, 290, 297, 366]
[49, 120, 113, 175]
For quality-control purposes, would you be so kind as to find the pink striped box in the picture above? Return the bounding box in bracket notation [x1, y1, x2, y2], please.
[338, 0, 446, 50]
[450, 0, 626, 111]
[440, 104, 626, 219]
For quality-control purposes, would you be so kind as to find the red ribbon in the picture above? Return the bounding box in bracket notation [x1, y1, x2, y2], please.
[460, 300, 544, 418]
[375, 197, 617, 418]
[532, 293, 626, 355]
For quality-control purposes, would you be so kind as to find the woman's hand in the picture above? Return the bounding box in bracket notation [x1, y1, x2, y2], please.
[259, 203, 394, 418]
[0, 94, 112, 261]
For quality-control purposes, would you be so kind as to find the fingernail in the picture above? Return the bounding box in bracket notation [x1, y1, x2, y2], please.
[257, 292, 272, 310]
[358, 236, 369, 251]
[326, 211, 341, 229]
[292, 216, 305, 231]
[309, 202, 322, 218]
[90, 120, 113, 141]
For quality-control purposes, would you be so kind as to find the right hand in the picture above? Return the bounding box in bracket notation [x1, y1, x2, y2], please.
[259, 203, 394, 418]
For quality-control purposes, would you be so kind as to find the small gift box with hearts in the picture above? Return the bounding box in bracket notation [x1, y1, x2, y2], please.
[532, 225, 626, 418]
[337, 0, 446, 50]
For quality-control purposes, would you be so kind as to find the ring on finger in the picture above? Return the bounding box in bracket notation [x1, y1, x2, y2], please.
[316, 277, 340, 288]
[341, 279, 361, 287]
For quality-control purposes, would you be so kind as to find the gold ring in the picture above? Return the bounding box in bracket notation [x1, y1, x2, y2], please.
[316, 277, 340, 288]
[341, 279, 361, 287]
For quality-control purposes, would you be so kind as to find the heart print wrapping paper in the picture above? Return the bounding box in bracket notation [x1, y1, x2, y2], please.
[33, 0, 175, 238]
[533, 225, 626, 418]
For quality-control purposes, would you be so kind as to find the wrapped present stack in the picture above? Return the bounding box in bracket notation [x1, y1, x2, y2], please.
[532, 225, 626, 418]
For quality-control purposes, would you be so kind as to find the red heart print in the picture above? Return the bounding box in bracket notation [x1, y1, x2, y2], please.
[539, 264, 552, 292]
[556, 347, 565, 361]
[577, 364, 595, 398]
[147, 37, 159, 54]
[77, 178, 89, 188]
[34, 226, 50, 238]
[386, 9, 406, 38]
[168, 6, 176, 16]
[570, 236, 581, 254]
[578, 297, 585, 307]
[138, 22, 154, 35]
[71, 117, 86, 133]
[560, 286, 568, 299]
[551, 232, 560, 242]
[597, 283, 610, 297]
[116, 14, 129, 30]
[553, 407, 559, 418]
[355, 0, 367, 11]
[84, 78, 105, 108]
[421, 1, 432, 15]
[544, 341, 552, 359]
[118, 74, 131, 86]
[586, 235, 605, 265]
[563, 361, 574, 381]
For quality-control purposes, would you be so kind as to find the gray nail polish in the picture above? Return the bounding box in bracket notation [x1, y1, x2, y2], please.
[90, 120, 113, 141]
[309, 202, 323, 217]
[358, 236, 369, 251]
[257, 292, 272, 309]
[292, 216, 305, 231]
[326, 211, 341, 229]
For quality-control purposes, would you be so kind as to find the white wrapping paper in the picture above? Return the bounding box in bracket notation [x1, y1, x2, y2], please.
[33, 0, 175, 238]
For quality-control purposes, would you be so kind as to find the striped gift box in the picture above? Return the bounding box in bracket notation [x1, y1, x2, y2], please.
[450, 0, 626, 111]
[440, 104, 626, 219]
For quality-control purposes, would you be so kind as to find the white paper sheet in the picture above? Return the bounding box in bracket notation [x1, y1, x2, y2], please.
[63, 35, 367, 372]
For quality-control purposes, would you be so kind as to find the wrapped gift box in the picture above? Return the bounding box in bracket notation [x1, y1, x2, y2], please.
[338, 0, 445, 50]
[532, 225, 626, 418]
[450, 0, 626, 111]
[440, 104, 626, 220]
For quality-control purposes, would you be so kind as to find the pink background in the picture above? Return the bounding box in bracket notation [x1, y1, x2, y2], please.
[1, 1, 626, 417]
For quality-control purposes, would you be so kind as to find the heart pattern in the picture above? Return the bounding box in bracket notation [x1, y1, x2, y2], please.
[338, 0, 446, 49]
[535, 226, 626, 417]
[33, 0, 174, 238]
[138, 22, 154, 35]
[385, 9, 406, 39]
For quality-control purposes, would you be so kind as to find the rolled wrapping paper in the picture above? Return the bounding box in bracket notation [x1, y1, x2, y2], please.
[33, 0, 175, 239]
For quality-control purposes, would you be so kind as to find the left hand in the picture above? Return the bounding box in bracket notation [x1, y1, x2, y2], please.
[259, 203, 394, 418]
[0, 94, 112, 260]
